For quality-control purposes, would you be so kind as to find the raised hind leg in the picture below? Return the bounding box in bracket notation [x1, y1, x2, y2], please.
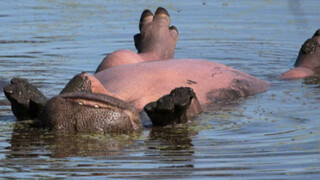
[134, 7, 178, 59]
[96, 7, 178, 72]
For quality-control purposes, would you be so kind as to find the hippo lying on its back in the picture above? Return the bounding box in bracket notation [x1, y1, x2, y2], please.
[94, 7, 269, 111]
[280, 29, 320, 79]
[4, 7, 269, 133]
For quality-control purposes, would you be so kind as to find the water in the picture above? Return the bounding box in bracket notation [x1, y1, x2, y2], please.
[1, 0, 320, 179]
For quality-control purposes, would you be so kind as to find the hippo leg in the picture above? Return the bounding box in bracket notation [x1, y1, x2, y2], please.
[95, 7, 179, 72]
[3, 78, 48, 120]
[134, 7, 179, 59]
[144, 87, 202, 126]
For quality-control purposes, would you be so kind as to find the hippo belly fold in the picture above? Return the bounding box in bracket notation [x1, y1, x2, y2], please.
[95, 58, 269, 110]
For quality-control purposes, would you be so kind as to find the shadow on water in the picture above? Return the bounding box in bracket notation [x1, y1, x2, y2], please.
[303, 67, 320, 87]
[6, 120, 197, 158]
[145, 124, 196, 168]
[303, 76, 320, 87]
[2, 119, 201, 178]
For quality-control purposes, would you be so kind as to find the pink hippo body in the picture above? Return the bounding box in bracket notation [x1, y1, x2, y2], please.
[4, 7, 270, 133]
[95, 59, 269, 111]
[93, 7, 268, 111]
[280, 29, 320, 79]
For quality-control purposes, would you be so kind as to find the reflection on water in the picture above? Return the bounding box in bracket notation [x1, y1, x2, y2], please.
[8, 122, 140, 158]
[1, 0, 320, 179]
[303, 76, 320, 87]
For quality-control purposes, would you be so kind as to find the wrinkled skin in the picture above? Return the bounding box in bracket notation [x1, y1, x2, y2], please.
[280, 29, 320, 79]
[43, 92, 141, 133]
[4, 7, 269, 133]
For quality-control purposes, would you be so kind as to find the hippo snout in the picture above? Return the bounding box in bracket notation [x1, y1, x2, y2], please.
[42, 92, 142, 133]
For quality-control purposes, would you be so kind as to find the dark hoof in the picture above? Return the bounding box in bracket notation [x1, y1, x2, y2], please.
[154, 7, 170, 25]
[144, 87, 202, 126]
[139, 7, 171, 31]
[4, 78, 47, 120]
[155, 7, 170, 17]
[169, 25, 179, 34]
[139, 9, 153, 31]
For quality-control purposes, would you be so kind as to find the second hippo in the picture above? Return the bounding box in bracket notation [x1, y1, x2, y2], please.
[280, 29, 320, 79]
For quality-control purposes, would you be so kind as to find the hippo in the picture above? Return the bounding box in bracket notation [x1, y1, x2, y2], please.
[280, 29, 320, 79]
[4, 7, 269, 133]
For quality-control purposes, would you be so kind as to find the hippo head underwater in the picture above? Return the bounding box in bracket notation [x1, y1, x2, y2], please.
[3, 7, 269, 133]
[280, 29, 320, 79]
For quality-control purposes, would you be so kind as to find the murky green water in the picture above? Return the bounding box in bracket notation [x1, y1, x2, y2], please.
[1, 0, 320, 179]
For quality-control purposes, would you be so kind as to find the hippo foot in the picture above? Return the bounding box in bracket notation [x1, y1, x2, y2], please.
[144, 87, 202, 126]
[134, 7, 178, 59]
[3, 78, 48, 120]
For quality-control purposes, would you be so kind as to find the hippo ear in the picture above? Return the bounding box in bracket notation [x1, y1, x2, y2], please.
[134, 33, 142, 53]
[139, 9, 153, 31]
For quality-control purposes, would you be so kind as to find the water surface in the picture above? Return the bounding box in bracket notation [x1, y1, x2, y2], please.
[0, 0, 320, 179]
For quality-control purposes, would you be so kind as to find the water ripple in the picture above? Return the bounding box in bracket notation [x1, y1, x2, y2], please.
[0, 0, 320, 179]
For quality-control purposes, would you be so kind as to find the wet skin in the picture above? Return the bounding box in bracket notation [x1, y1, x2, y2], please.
[4, 76, 142, 133]
[280, 29, 320, 79]
[4, 7, 269, 133]
[93, 7, 269, 110]
[96, 8, 178, 72]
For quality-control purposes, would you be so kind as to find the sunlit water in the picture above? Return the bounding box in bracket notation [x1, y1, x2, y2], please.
[0, 0, 320, 179]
